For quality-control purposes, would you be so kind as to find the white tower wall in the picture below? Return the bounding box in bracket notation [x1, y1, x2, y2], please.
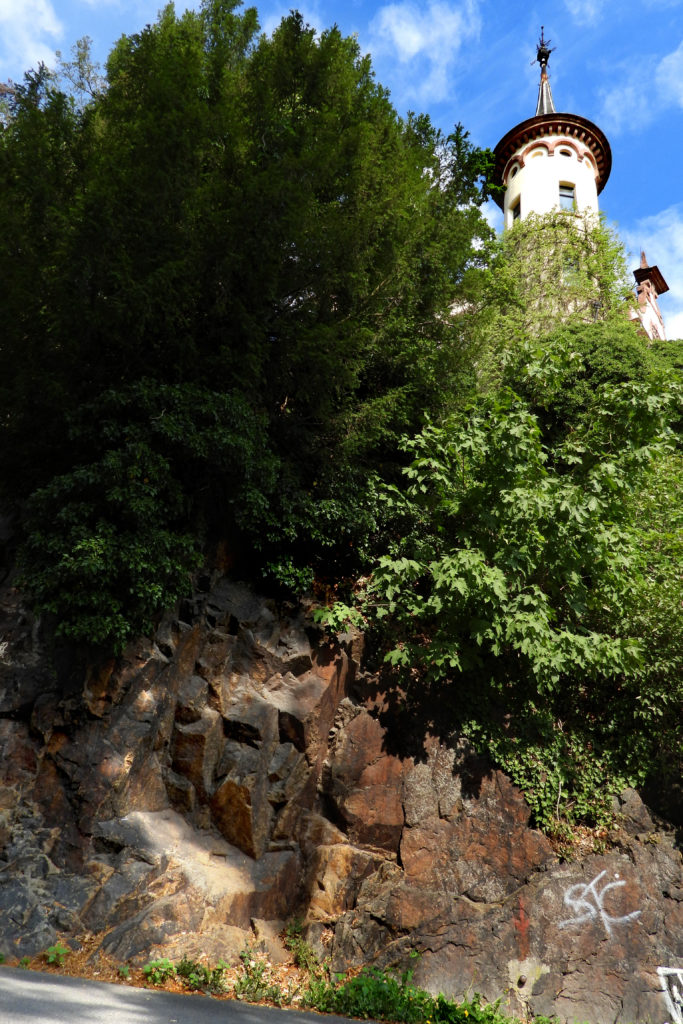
[502, 135, 600, 230]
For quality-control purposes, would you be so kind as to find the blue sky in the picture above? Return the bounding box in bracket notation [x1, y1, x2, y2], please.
[2, 0, 682, 336]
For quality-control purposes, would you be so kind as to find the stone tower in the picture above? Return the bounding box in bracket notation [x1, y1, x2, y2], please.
[492, 30, 611, 230]
[630, 250, 669, 341]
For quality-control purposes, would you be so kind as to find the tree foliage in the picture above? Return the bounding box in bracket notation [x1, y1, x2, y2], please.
[323, 218, 682, 834]
[0, 1, 493, 648]
[2, 5, 680, 835]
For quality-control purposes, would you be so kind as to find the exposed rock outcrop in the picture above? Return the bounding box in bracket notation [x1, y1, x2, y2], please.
[0, 575, 681, 1024]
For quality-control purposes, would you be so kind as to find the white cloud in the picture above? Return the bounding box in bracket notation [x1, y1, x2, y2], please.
[0, 0, 63, 79]
[600, 38, 683, 133]
[655, 37, 683, 108]
[563, 0, 604, 25]
[601, 82, 652, 133]
[598, 56, 659, 134]
[622, 204, 683, 340]
[367, 0, 482, 105]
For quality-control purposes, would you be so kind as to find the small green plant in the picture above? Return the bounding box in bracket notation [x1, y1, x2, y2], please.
[176, 956, 207, 990]
[205, 959, 229, 993]
[45, 943, 69, 967]
[176, 956, 228, 993]
[234, 947, 287, 1005]
[19, 957, 30, 968]
[284, 919, 324, 977]
[313, 601, 365, 632]
[142, 958, 176, 987]
[0, 952, 5, 964]
[118, 964, 130, 979]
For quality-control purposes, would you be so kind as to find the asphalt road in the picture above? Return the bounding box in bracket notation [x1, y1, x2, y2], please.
[0, 967, 352, 1024]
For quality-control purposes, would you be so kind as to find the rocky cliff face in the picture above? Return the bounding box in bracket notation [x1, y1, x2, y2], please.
[0, 574, 681, 1023]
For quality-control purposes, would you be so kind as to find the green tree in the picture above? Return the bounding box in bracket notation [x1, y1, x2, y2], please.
[616, 446, 683, 816]
[2, 2, 493, 648]
[0, 64, 83, 498]
[56, 37, 107, 108]
[327, 216, 682, 834]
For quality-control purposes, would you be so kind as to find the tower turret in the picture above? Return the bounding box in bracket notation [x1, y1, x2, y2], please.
[493, 31, 611, 229]
[630, 250, 669, 341]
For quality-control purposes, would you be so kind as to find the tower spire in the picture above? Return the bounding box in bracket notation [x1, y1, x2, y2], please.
[535, 27, 556, 116]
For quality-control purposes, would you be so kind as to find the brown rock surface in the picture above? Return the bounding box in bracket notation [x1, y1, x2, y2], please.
[0, 575, 680, 1024]
[321, 707, 405, 851]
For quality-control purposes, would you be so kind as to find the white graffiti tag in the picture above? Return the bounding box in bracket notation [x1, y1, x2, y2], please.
[658, 967, 683, 1024]
[558, 870, 641, 936]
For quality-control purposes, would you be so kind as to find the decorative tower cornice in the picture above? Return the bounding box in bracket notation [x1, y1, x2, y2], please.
[492, 113, 612, 208]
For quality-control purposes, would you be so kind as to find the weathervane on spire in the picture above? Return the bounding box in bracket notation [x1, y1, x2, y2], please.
[534, 27, 556, 115]
[536, 27, 555, 71]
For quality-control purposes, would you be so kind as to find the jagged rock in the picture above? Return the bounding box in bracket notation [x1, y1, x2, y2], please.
[0, 803, 99, 957]
[87, 810, 301, 958]
[0, 575, 680, 1024]
[171, 708, 224, 801]
[149, 923, 250, 966]
[194, 629, 236, 683]
[0, 719, 37, 787]
[616, 786, 656, 836]
[264, 655, 353, 763]
[204, 579, 266, 632]
[252, 917, 289, 963]
[321, 708, 404, 851]
[208, 685, 282, 858]
[163, 768, 196, 813]
[175, 673, 210, 724]
[331, 819, 683, 1024]
[401, 768, 554, 903]
[301, 844, 384, 923]
[211, 765, 273, 859]
[220, 681, 279, 751]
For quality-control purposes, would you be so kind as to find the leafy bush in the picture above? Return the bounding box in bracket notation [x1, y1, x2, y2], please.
[326, 967, 432, 1022]
[342, 338, 680, 832]
[176, 955, 228, 993]
[233, 947, 289, 1005]
[304, 966, 519, 1024]
[45, 943, 69, 967]
[142, 958, 176, 986]
[18, 442, 200, 651]
[284, 919, 324, 976]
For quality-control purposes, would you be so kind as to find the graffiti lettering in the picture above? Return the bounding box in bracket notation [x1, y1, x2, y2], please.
[558, 870, 641, 936]
[658, 967, 683, 1024]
